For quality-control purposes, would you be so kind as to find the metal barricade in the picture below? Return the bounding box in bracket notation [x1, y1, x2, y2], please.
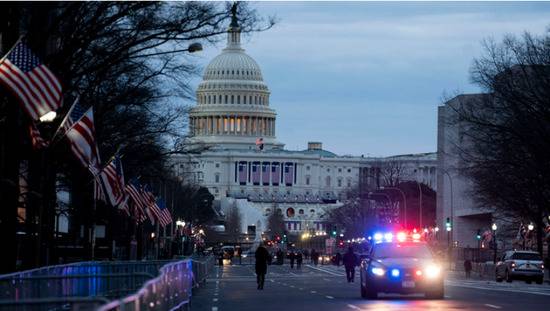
[0, 260, 172, 311]
[99, 256, 215, 311]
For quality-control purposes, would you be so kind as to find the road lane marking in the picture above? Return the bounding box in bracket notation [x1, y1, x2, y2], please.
[306, 265, 345, 276]
[212, 308, 218, 311]
[323, 278, 330, 281]
[444, 295, 452, 299]
[290, 285, 295, 288]
[325, 295, 334, 299]
[299, 287, 304, 290]
[214, 293, 218, 296]
[310, 290, 317, 294]
[213, 298, 218, 302]
[446, 281, 550, 296]
[484, 304, 501, 309]
[348, 305, 360, 310]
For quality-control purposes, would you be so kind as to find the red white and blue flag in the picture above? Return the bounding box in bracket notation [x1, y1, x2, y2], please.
[251, 162, 261, 184]
[262, 162, 270, 184]
[157, 199, 173, 227]
[238, 162, 247, 184]
[65, 106, 101, 175]
[284, 162, 294, 185]
[96, 156, 126, 208]
[125, 179, 147, 223]
[142, 185, 161, 224]
[271, 162, 280, 185]
[0, 40, 62, 120]
[28, 122, 48, 150]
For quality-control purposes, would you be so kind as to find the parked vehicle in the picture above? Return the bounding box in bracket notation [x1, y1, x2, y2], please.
[495, 250, 544, 284]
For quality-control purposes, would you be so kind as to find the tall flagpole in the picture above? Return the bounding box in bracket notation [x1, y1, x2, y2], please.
[91, 179, 97, 261]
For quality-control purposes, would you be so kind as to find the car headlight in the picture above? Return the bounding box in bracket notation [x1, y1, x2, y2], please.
[425, 265, 441, 278]
[371, 267, 385, 276]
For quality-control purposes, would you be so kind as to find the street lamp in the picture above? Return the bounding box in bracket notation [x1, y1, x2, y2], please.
[39, 111, 57, 123]
[492, 223, 497, 264]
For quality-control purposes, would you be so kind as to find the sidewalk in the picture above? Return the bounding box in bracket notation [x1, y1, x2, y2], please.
[448, 262, 550, 284]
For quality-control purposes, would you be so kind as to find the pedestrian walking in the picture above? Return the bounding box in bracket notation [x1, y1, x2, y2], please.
[296, 251, 303, 269]
[311, 249, 319, 266]
[276, 249, 284, 265]
[464, 259, 472, 278]
[255, 242, 270, 290]
[303, 249, 309, 260]
[289, 251, 295, 269]
[343, 247, 358, 283]
[335, 252, 342, 267]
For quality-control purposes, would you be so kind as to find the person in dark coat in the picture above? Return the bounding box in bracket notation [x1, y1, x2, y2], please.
[464, 259, 472, 278]
[311, 249, 319, 266]
[296, 251, 303, 269]
[342, 247, 358, 283]
[255, 243, 270, 290]
[335, 252, 342, 266]
[289, 251, 296, 269]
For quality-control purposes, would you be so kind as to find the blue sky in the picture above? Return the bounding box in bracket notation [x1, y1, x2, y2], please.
[186, 1, 550, 156]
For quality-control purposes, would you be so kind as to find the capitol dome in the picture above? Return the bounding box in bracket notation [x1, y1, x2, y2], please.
[190, 10, 282, 150]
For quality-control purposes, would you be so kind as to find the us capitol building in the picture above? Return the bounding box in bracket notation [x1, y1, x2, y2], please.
[172, 14, 437, 238]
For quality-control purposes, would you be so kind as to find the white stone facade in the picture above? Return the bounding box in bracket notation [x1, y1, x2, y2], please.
[437, 95, 494, 248]
[173, 17, 438, 236]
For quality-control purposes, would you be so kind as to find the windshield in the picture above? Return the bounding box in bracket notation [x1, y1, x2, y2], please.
[511, 253, 542, 260]
[373, 243, 433, 259]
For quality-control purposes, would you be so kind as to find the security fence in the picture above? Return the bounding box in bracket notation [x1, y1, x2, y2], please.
[0, 257, 214, 311]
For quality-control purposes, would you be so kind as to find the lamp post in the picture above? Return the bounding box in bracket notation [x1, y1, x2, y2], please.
[440, 168, 454, 244]
[492, 223, 498, 264]
[380, 187, 407, 228]
[524, 223, 534, 250]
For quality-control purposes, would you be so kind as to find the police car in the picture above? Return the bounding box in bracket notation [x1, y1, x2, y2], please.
[360, 231, 444, 299]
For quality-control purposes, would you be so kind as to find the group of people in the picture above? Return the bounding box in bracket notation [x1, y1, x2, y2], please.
[254, 243, 360, 290]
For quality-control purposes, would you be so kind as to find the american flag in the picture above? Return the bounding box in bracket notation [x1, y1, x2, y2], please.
[125, 179, 147, 223]
[238, 162, 247, 184]
[142, 185, 161, 223]
[255, 137, 264, 151]
[62, 99, 87, 132]
[271, 162, 280, 185]
[157, 199, 173, 227]
[28, 122, 48, 150]
[251, 162, 260, 184]
[0, 40, 62, 120]
[96, 156, 126, 208]
[285, 162, 294, 185]
[262, 162, 270, 184]
[65, 106, 101, 175]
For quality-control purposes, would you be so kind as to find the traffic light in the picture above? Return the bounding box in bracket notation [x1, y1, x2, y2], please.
[476, 229, 481, 240]
[332, 225, 337, 237]
[338, 240, 345, 247]
[445, 218, 452, 231]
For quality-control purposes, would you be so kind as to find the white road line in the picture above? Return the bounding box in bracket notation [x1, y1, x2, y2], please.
[299, 288, 304, 290]
[444, 295, 452, 299]
[289, 285, 295, 288]
[212, 307, 218, 311]
[310, 290, 317, 294]
[446, 281, 550, 296]
[216, 280, 219, 284]
[306, 265, 345, 276]
[213, 298, 218, 302]
[214, 293, 218, 296]
[325, 295, 334, 299]
[484, 304, 502, 309]
[323, 278, 330, 281]
[347, 304, 360, 310]
[269, 279, 275, 282]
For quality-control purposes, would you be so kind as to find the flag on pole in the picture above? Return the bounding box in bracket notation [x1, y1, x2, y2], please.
[96, 156, 126, 208]
[255, 137, 264, 151]
[157, 199, 172, 227]
[0, 40, 62, 120]
[65, 106, 101, 175]
[125, 179, 147, 223]
[142, 185, 161, 223]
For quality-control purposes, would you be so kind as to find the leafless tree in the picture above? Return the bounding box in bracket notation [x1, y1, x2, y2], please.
[449, 28, 550, 254]
[225, 202, 242, 243]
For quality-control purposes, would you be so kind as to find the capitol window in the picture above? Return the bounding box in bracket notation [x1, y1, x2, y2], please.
[299, 209, 304, 215]
[338, 168, 342, 173]
[213, 95, 216, 104]
[243, 96, 247, 104]
[231, 95, 234, 104]
[237, 95, 240, 104]
[337, 179, 342, 187]
[215, 174, 220, 183]
[305, 176, 310, 185]
[326, 176, 331, 187]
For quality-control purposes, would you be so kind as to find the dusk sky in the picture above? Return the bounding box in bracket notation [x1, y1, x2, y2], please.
[187, 1, 550, 157]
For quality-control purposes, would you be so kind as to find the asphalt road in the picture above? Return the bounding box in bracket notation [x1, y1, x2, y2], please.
[190, 263, 550, 311]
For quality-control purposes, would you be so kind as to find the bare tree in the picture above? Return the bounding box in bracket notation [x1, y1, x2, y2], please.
[450, 29, 550, 254]
[225, 203, 242, 243]
[266, 206, 285, 238]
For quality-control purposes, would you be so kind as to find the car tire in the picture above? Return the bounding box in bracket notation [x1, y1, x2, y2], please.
[360, 280, 377, 299]
[535, 277, 543, 285]
[426, 283, 444, 299]
[505, 270, 513, 283]
[495, 269, 503, 282]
